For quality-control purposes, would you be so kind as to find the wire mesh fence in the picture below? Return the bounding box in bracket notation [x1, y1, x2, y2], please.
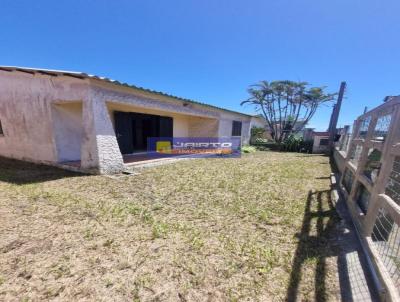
[372, 208, 400, 289]
[334, 97, 400, 299]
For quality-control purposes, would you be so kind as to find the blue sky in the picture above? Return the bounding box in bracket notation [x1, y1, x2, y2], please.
[1, 0, 399, 130]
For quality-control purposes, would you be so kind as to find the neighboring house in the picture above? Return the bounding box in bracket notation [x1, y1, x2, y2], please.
[312, 131, 330, 153]
[0, 66, 252, 174]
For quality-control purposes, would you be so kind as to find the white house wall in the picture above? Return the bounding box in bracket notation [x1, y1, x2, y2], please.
[80, 96, 124, 174]
[0, 70, 90, 164]
[312, 136, 329, 154]
[218, 113, 251, 144]
[51, 102, 83, 162]
[0, 70, 253, 174]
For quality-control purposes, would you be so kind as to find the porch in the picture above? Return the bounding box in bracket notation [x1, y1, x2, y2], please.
[54, 100, 221, 173]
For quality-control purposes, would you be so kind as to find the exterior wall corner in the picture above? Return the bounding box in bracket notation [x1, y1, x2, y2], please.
[81, 97, 124, 174]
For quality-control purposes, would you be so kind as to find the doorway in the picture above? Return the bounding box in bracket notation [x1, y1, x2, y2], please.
[51, 102, 83, 163]
[114, 111, 173, 154]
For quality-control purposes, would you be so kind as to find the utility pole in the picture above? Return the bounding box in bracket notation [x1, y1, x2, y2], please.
[329, 81, 346, 152]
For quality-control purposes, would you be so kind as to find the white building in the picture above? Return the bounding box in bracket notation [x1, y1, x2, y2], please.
[312, 131, 330, 153]
[0, 66, 252, 174]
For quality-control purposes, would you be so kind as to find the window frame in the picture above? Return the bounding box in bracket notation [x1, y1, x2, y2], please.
[319, 138, 329, 146]
[231, 120, 242, 137]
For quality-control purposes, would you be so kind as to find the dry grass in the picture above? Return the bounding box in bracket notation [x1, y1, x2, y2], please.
[0, 152, 340, 301]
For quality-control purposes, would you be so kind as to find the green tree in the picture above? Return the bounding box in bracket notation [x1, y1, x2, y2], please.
[242, 81, 336, 143]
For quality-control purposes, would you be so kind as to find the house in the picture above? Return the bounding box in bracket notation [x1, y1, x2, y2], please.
[312, 131, 330, 153]
[0, 66, 252, 174]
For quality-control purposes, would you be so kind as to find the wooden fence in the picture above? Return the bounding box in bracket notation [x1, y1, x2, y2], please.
[334, 96, 400, 301]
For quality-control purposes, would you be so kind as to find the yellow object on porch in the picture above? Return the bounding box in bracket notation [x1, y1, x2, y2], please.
[156, 141, 172, 154]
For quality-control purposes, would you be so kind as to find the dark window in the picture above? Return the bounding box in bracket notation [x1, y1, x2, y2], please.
[319, 138, 329, 146]
[0, 120, 3, 135]
[356, 184, 371, 214]
[232, 121, 242, 136]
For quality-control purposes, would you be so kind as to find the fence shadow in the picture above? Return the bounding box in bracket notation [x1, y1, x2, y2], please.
[285, 189, 341, 301]
[0, 156, 84, 185]
[286, 157, 379, 302]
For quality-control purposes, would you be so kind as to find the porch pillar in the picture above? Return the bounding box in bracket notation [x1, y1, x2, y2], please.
[81, 98, 124, 174]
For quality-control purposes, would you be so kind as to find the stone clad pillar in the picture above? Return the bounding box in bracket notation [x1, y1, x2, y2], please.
[81, 97, 124, 174]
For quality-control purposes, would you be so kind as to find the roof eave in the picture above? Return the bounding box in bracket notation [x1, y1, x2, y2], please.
[0, 65, 252, 118]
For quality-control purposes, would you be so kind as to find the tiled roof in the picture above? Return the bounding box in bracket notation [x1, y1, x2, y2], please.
[0, 66, 252, 117]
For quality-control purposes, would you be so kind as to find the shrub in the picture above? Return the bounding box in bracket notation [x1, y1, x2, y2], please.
[254, 137, 269, 144]
[254, 142, 280, 151]
[250, 126, 267, 145]
[280, 134, 313, 153]
[241, 145, 257, 153]
[251, 126, 266, 137]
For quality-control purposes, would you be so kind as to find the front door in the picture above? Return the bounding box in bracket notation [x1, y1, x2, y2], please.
[114, 111, 134, 154]
[159, 116, 173, 137]
[114, 111, 174, 154]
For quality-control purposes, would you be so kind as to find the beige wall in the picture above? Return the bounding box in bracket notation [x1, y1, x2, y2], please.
[189, 116, 219, 137]
[218, 113, 252, 144]
[51, 102, 83, 162]
[0, 71, 89, 164]
[312, 135, 329, 153]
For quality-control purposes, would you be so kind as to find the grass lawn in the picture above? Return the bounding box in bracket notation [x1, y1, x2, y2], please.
[0, 152, 340, 301]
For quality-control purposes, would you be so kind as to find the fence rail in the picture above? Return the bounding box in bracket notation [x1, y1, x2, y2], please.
[334, 96, 400, 301]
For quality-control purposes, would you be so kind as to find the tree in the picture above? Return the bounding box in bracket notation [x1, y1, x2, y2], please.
[241, 81, 336, 143]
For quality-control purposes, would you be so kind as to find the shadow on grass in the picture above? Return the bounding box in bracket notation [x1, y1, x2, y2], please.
[285, 189, 340, 301]
[286, 157, 379, 301]
[0, 156, 84, 185]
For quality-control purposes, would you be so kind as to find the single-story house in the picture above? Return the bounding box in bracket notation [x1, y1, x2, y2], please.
[312, 131, 330, 153]
[0, 66, 253, 174]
